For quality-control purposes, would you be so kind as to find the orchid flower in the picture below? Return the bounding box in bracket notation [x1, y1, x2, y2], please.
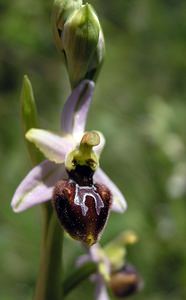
[77, 232, 142, 300]
[11, 80, 127, 246]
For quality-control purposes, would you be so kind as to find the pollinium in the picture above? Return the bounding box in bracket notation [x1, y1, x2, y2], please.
[53, 164, 112, 246]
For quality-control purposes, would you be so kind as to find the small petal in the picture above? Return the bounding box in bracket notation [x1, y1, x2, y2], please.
[26, 129, 74, 163]
[11, 160, 67, 212]
[61, 80, 94, 138]
[94, 169, 127, 213]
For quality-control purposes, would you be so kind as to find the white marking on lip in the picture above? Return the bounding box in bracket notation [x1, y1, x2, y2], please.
[74, 184, 104, 216]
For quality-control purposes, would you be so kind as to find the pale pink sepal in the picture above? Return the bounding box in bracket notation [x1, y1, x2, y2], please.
[61, 80, 95, 138]
[11, 160, 67, 212]
[94, 168, 127, 213]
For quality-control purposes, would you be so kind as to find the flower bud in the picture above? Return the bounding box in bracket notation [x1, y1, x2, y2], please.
[53, 1, 105, 88]
[109, 264, 143, 298]
[52, 0, 83, 52]
[53, 169, 112, 246]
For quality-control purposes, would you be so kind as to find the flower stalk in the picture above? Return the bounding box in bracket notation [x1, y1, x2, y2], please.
[63, 261, 97, 296]
[34, 203, 63, 300]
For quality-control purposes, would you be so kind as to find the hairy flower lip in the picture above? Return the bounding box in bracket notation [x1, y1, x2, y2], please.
[53, 176, 112, 246]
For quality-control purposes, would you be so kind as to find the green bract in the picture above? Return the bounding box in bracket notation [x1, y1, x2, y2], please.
[21, 75, 43, 165]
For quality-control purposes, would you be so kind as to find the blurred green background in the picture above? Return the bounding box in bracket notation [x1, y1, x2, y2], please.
[0, 0, 186, 299]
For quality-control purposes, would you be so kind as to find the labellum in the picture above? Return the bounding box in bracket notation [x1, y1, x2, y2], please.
[53, 131, 112, 246]
[53, 165, 112, 246]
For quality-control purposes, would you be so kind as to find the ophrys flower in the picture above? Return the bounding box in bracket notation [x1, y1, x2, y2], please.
[11, 80, 127, 245]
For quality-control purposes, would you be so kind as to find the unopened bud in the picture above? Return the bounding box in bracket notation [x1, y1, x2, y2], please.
[52, 0, 82, 51]
[52, 1, 105, 88]
[109, 264, 143, 298]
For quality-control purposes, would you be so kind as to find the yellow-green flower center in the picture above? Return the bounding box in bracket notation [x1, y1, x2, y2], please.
[65, 131, 100, 171]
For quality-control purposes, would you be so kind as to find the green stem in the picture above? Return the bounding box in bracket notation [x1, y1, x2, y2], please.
[33, 203, 64, 300]
[63, 262, 97, 297]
